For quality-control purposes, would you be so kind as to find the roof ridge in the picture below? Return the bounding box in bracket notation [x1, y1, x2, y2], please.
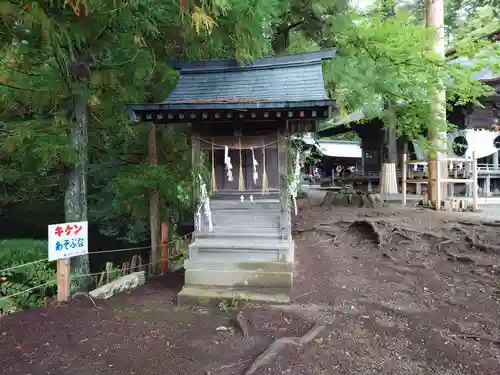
[169, 49, 336, 72]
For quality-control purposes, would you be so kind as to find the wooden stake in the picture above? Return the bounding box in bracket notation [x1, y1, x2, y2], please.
[149, 123, 160, 276]
[57, 258, 70, 302]
[472, 151, 478, 211]
[161, 222, 168, 274]
[436, 150, 441, 211]
[105, 262, 113, 283]
[402, 153, 407, 207]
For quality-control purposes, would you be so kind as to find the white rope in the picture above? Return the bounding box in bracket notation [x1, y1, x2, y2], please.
[0, 280, 56, 302]
[0, 259, 48, 274]
[194, 137, 279, 149]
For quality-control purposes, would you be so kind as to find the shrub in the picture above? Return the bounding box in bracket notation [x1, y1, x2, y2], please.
[0, 239, 56, 312]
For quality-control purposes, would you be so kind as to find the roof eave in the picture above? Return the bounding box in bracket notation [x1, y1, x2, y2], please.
[126, 100, 334, 112]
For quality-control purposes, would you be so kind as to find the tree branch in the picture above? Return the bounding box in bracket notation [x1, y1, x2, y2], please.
[0, 82, 45, 92]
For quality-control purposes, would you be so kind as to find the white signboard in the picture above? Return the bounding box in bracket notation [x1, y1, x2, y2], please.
[48, 221, 89, 262]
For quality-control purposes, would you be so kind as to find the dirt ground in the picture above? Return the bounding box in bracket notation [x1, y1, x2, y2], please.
[1, 199, 500, 375]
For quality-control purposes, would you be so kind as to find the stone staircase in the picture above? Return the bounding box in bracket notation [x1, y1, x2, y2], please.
[178, 192, 294, 305]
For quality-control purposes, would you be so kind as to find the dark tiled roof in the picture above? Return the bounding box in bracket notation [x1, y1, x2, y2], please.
[163, 50, 335, 107]
[449, 42, 500, 82]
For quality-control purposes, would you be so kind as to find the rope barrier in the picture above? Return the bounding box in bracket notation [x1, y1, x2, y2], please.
[0, 232, 194, 275]
[0, 251, 189, 304]
[0, 259, 49, 274]
[0, 280, 56, 302]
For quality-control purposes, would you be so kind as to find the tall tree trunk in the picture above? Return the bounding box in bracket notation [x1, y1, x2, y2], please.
[426, 0, 448, 205]
[65, 95, 90, 293]
[380, 103, 398, 195]
[379, 0, 398, 196]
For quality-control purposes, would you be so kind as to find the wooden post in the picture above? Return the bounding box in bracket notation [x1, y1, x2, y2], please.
[57, 259, 70, 302]
[149, 123, 160, 276]
[472, 151, 478, 211]
[161, 222, 168, 274]
[402, 153, 407, 207]
[436, 151, 441, 211]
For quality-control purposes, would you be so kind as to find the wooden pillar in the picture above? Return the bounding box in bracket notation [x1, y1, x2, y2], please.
[381, 107, 398, 195]
[278, 122, 290, 241]
[472, 151, 479, 211]
[149, 123, 160, 276]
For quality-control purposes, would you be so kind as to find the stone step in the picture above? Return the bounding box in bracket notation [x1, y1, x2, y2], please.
[211, 192, 280, 201]
[189, 238, 291, 262]
[210, 216, 280, 227]
[210, 200, 281, 211]
[197, 226, 284, 235]
[210, 208, 281, 216]
[184, 259, 293, 272]
[185, 268, 293, 288]
[177, 285, 291, 307]
[191, 251, 283, 263]
[190, 238, 289, 251]
[194, 231, 282, 240]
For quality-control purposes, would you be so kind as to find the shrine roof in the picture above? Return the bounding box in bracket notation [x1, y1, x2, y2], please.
[126, 50, 335, 115]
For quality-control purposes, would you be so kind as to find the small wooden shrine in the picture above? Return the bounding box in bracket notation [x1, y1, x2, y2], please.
[127, 50, 334, 303]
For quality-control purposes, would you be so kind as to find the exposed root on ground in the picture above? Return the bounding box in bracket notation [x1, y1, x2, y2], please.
[345, 220, 384, 247]
[243, 324, 326, 375]
[455, 334, 500, 347]
[313, 216, 500, 262]
[231, 310, 250, 339]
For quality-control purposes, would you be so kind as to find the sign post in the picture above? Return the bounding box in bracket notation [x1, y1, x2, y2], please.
[48, 221, 89, 302]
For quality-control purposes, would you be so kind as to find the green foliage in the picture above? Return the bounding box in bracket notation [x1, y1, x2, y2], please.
[0, 0, 497, 250]
[321, 9, 495, 144]
[0, 239, 56, 311]
[0, 0, 330, 242]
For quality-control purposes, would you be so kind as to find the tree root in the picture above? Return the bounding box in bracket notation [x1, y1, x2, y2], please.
[231, 310, 250, 339]
[436, 239, 453, 252]
[481, 221, 500, 228]
[387, 228, 414, 244]
[455, 228, 500, 255]
[243, 324, 325, 375]
[456, 334, 500, 346]
[347, 220, 384, 247]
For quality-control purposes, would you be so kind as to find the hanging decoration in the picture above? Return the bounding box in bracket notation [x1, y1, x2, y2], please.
[261, 142, 269, 195]
[224, 145, 233, 182]
[289, 149, 301, 215]
[238, 138, 245, 191]
[192, 137, 279, 194]
[211, 139, 217, 192]
[251, 147, 259, 185]
[195, 174, 213, 232]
